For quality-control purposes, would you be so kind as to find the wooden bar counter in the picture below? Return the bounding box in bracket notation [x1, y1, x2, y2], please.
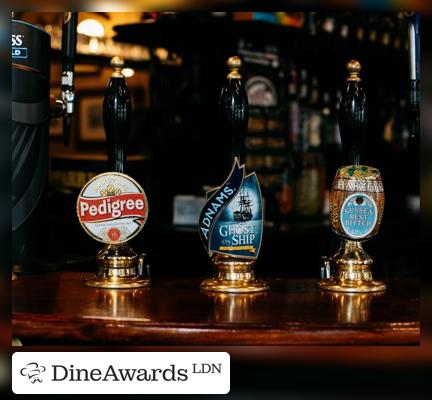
[12, 272, 419, 345]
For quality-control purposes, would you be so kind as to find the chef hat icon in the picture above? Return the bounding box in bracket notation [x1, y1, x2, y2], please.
[20, 362, 46, 383]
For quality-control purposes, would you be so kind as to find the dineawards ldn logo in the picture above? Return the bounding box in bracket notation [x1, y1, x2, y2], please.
[12, 352, 230, 394]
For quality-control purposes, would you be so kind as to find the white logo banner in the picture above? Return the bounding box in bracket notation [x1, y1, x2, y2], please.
[12, 352, 230, 394]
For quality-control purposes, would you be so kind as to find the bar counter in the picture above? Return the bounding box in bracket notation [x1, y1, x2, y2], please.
[12, 272, 419, 345]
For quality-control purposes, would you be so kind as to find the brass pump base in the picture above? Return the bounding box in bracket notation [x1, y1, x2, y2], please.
[201, 254, 269, 293]
[318, 240, 386, 293]
[85, 243, 150, 289]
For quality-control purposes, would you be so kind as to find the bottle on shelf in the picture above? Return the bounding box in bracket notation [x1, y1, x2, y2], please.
[304, 12, 318, 37]
[307, 76, 321, 150]
[293, 73, 326, 217]
[298, 68, 309, 153]
[286, 63, 300, 151]
[367, 13, 379, 44]
[379, 15, 394, 48]
[352, 13, 366, 44]
[277, 161, 294, 219]
[393, 12, 405, 50]
[321, 91, 334, 149]
[318, 12, 336, 39]
[383, 97, 410, 151]
[333, 90, 343, 152]
[321, 90, 343, 215]
[337, 12, 350, 41]
[293, 152, 325, 217]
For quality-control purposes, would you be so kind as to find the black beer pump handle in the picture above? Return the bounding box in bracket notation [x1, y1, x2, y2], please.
[338, 60, 368, 165]
[407, 12, 420, 141]
[61, 12, 78, 146]
[61, 12, 78, 76]
[103, 56, 132, 173]
[219, 56, 249, 165]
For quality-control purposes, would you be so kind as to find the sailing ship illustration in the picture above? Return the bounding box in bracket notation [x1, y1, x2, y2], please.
[233, 189, 253, 222]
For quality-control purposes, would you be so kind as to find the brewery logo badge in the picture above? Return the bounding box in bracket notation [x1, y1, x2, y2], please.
[199, 158, 263, 259]
[77, 172, 148, 244]
[333, 165, 384, 193]
[245, 76, 278, 107]
[340, 193, 378, 239]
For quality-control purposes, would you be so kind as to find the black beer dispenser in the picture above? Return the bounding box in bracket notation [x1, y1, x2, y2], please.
[12, 14, 78, 268]
[12, 19, 51, 266]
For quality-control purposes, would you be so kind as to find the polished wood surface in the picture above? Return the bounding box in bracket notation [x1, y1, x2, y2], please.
[12, 272, 419, 345]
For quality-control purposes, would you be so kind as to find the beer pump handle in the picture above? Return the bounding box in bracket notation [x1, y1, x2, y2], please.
[61, 12, 78, 146]
[407, 12, 420, 141]
[219, 56, 249, 165]
[103, 56, 132, 173]
[338, 60, 368, 165]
